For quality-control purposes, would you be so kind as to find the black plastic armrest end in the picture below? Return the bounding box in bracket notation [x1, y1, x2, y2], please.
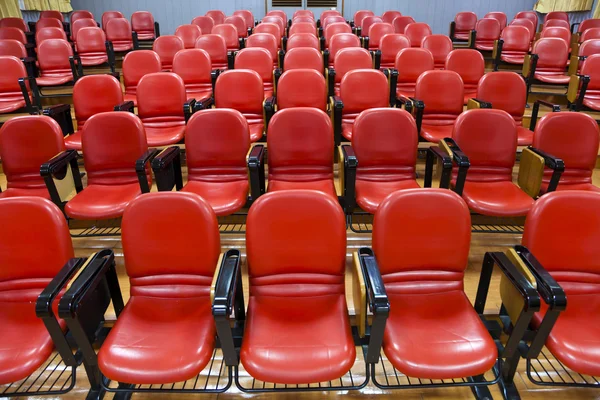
[136, 148, 159, 193]
[114, 101, 135, 113]
[212, 249, 242, 318]
[184, 98, 197, 122]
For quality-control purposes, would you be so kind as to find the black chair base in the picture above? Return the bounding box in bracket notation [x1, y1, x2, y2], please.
[527, 349, 600, 388]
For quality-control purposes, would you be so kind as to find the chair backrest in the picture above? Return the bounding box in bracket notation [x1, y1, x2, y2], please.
[215, 69, 264, 114]
[172, 48, 212, 88]
[287, 32, 319, 50]
[283, 47, 323, 71]
[322, 15, 346, 32]
[510, 18, 536, 42]
[235, 48, 274, 85]
[382, 11, 402, 25]
[454, 11, 477, 32]
[380, 33, 411, 64]
[581, 27, 600, 42]
[579, 18, 600, 33]
[515, 11, 538, 29]
[0, 55, 29, 99]
[195, 34, 228, 66]
[395, 48, 435, 85]
[105, 18, 133, 43]
[445, 49, 485, 88]
[325, 22, 352, 47]
[421, 34, 453, 67]
[0, 27, 26, 44]
[267, 10, 287, 23]
[292, 16, 314, 25]
[0, 17, 28, 32]
[476, 71, 526, 121]
[122, 192, 220, 298]
[73, 74, 123, 127]
[191, 15, 214, 34]
[36, 27, 67, 46]
[340, 69, 389, 113]
[294, 10, 314, 19]
[545, 11, 569, 23]
[483, 11, 507, 29]
[475, 18, 501, 41]
[36, 18, 63, 30]
[224, 15, 247, 38]
[245, 33, 278, 63]
[500, 25, 531, 52]
[329, 33, 361, 63]
[354, 10, 375, 28]
[102, 11, 124, 30]
[0, 39, 26, 58]
[72, 18, 97, 42]
[131, 11, 155, 36]
[289, 22, 316, 37]
[540, 26, 571, 45]
[362, 16, 383, 36]
[321, 10, 341, 22]
[153, 35, 185, 69]
[212, 24, 239, 49]
[175, 24, 203, 49]
[277, 69, 327, 110]
[334, 47, 372, 83]
[41, 10, 64, 22]
[415, 70, 464, 117]
[267, 108, 333, 182]
[206, 10, 226, 25]
[405, 22, 432, 47]
[122, 50, 162, 96]
[234, 10, 254, 29]
[579, 40, 600, 69]
[71, 10, 94, 24]
[75, 27, 107, 56]
[185, 109, 250, 182]
[254, 22, 281, 41]
[544, 19, 570, 31]
[393, 16, 415, 34]
[532, 37, 569, 70]
[136, 72, 186, 119]
[37, 39, 73, 74]
[368, 23, 394, 49]
[262, 16, 285, 37]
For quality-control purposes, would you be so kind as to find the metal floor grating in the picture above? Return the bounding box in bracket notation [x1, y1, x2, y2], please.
[0, 352, 75, 396]
[527, 349, 600, 387]
[471, 224, 524, 234]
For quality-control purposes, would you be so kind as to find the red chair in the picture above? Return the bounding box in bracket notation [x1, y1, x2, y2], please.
[361, 16, 383, 38]
[35, 27, 67, 47]
[321, 10, 341, 23]
[76, 27, 113, 69]
[175, 24, 202, 49]
[379, 33, 410, 68]
[528, 38, 570, 87]
[173, 48, 214, 100]
[36, 18, 63, 31]
[206, 10, 226, 25]
[570, 53, 600, 110]
[294, 10, 314, 19]
[40, 10, 64, 22]
[71, 18, 97, 43]
[262, 16, 286, 38]
[286, 33, 319, 50]
[191, 16, 214, 34]
[322, 15, 346, 33]
[36, 39, 77, 88]
[283, 47, 323, 72]
[393, 16, 415, 34]
[235, 48, 276, 98]
[493, 25, 531, 69]
[0, 17, 29, 32]
[245, 33, 280, 68]
[544, 19, 570, 31]
[571, 38, 600, 73]
[395, 48, 434, 99]
[545, 11, 569, 24]
[451, 11, 477, 41]
[510, 18, 536, 43]
[153, 35, 184, 70]
[354, 10, 375, 30]
[405, 23, 432, 47]
[102, 11, 124, 31]
[328, 33, 361, 67]
[212, 24, 240, 51]
[0, 27, 27, 44]
[367, 23, 394, 50]
[580, 27, 600, 42]
[71, 10, 94, 25]
[577, 19, 600, 39]
[515, 11, 538, 30]
[445, 49, 484, 104]
[324, 22, 352, 48]
[234, 10, 255, 30]
[276, 69, 327, 111]
[122, 50, 162, 104]
[224, 15, 247, 38]
[292, 16, 314, 25]
[421, 34, 452, 68]
[131, 11, 157, 41]
[0, 39, 27, 58]
[484, 12, 507, 29]
[254, 23, 282, 48]
[0, 116, 66, 199]
[540, 26, 571, 47]
[474, 18, 501, 51]
[267, 10, 287, 23]
[329, 47, 372, 96]
[382, 11, 402, 25]
[289, 22, 317, 37]
[105, 18, 136, 52]
[196, 34, 230, 70]
[0, 55, 37, 114]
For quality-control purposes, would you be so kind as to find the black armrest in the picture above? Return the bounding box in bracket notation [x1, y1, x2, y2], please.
[468, 29, 477, 49]
[132, 31, 140, 50]
[282, 36, 288, 51]
[529, 100, 560, 131]
[227, 51, 235, 70]
[136, 148, 159, 193]
[197, 96, 215, 110]
[274, 68, 282, 93]
[527, 147, 565, 192]
[362, 36, 370, 50]
[25, 42, 35, 59]
[341, 144, 358, 213]
[22, 56, 38, 79]
[387, 69, 398, 107]
[211, 69, 221, 95]
[248, 144, 266, 202]
[18, 76, 41, 113]
[238, 37, 245, 49]
[184, 98, 197, 122]
[449, 21, 456, 40]
[114, 100, 135, 113]
[151, 146, 183, 192]
[395, 94, 412, 113]
[443, 138, 470, 196]
[357, 248, 390, 364]
[492, 38, 504, 71]
[469, 98, 492, 109]
[264, 96, 275, 127]
[411, 97, 425, 133]
[43, 104, 74, 136]
[278, 49, 285, 69]
[69, 54, 83, 81]
[424, 146, 453, 189]
[26, 31, 35, 46]
[154, 21, 161, 37]
[327, 68, 336, 97]
[213, 249, 244, 366]
[332, 95, 343, 147]
[319, 35, 326, 51]
[373, 50, 381, 70]
[105, 41, 116, 73]
[41, 150, 83, 209]
[571, 22, 580, 34]
[323, 49, 330, 70]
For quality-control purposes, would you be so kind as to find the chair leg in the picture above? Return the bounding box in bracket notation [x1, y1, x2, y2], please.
[85, 387, 107, 400]
[497, 351, 522, 400]
[469, 375, 493, 400]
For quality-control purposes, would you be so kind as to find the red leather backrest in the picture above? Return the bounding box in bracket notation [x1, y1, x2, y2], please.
[500, 26, 530, 52]
[254, 23, 281, 41]
[212, 24, 239, 48]
[0, 39, 26, 58]
[579, 19, 600, 33]
[321, 10, 341, 22]
[484, 12, 507, 29]
[122, 192, 220, 295]
[393, 16, 415, 33]
[277, 69, 327, 110]
[405, 22, 432, 46]
[82, 112, 148, 185]
[294, 10, 313, 19]
[234, 10, 254, 29]
[0, 197, 73, 288]
[284, 47, 323, 71]
[41, 10, 64, 22]
[175, 24, 202, 49]
[415, 70, 464, 114]
[36, 18, 63, 30]
[71, 10, 94, 24]
[330, 33, 360, 62]
[455, 11, 477, 31]
[354, 10, 375, 28]
[421, 34, 453, 64]
[195, 34, 227, 63]
[533, 37, 569, 68]
[362, 16, 383, 36]
[106, 18, 132, 41]
[173, 48, 212, 85]
[510, 18, 535, 41]
[383, 11, 402, 25]
[36, 27, 67, 45]
[292, 16, 314, 25]
[131, 11, 155, 32]
[224, 16, 247, 37]
[452, 109, 517, 170]
[582, 27, 600, 42]
[334, 48, 373, 83]
[235, 48, 273, 83]
[246, 190, 346, 279]
[0, 27, 26, 44]
[373, 189, 471, 281]
[476, 71, 526, 118]
[340, 69, 389, 113]
[475, 18, 501, 40]
[37, 39, 73, 71]
[245, 33, 278, 61]
[380, 34, 411, 63]
[544, 19, 570, 30]
[123, 50, 162, 90]
[396, 48, 434, 83]
[352, 108, 418, 173]
[215, 69, 263, 113]
[322, 16, 346, 31]
[0, 18, 28, 32]
[75, 27, 106, 53]
[262, 17, 285, 37]
[540, 26, 571, 44]
[267, 10, 287, 23]
[325, 22, 352, 46]
[368, 23, 394, 47]
[289, 22, 316, 37]
[0, 116, 65, 187]
[72, 19, 98, 42]
[0, 55, 27, 93]
[185, 109, 250, 177]
[545, 11, 569, 23]
[533, 112, 600, 172]
[206, 10, 226, 25]
[102, 11, 124, 30]
[287, 33, 319, 50]
[581, 52, 600, 89]
[191, 16, 214, 34]
[445, 49, 485, 86]
[579, 40, 600, 68]
[137, 72, 186, 118]
[515, 11, 538, 29]
[74, 75, 123, 124]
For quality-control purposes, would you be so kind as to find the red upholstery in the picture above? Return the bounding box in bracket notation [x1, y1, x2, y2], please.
[515, 11, 538, 30]
[292, 16, 315, 25]
[235, 48, 274, 97]
[67, 75, 123, 150]
[0, 196, 73, 385]
[36, 18, 62, 31]
[452, 109, 534, 216]
[175, 24, 202, 49]
[254, 23, 281, 44]
[289, 22, 317, 37]
[368, 23, 394, 50]
[498, 26, 530, 65]
[579, 53, 600, 110]
[0, 18, 28, 32]
[106, 18, 134, 52]
[71, 18, 97, 43]
[395, 47, 434, 99]
[523, 191, 600, 377]
[268, 10, 287, 22]
[98, 192, 220, 384]
[36, 27, 67, 46]
[454, 11, 477, 40]
[242, 190, 353, 384]
[283, 47, 323, 71]
[191, 16, 214, 35]
[234, 10, 254, 29]
[510, 18, 536, 43]
[71, 10, 94, 25]
[173, 49, 213, 100]
[65, 112, 150, 220]
[484, 12, 507, 29]
[131, 11, 156, 40]
[533, 112, 600, 192]
[332, 48, 372, 95]
[0, 55, 30, 113]
[474, 18, 501, 51]
[362, 16, 383, 37]
[577, 39, 600, 73]
[540, 26, 571, 45]
[0, 116, 65, 199]
[195, 34, 228, 70]
[581, 27, 600, 42]
[544, 19, 570, 31]
[224, 15, 247, 38]
[182, 109, 250, 215]
[380, 33, 410, 68]
[405, 22, 432, 47]
[40, 10, 63, 22]
[321, 10, 341, 23]
[322, 16, 346, 32]
[212, 24, 239, 51]
[324, 22, 352, 48]
[277, 69, 327, 111]
[354, 10, 375, 28]
[75, 27, 109, 67]
[137, 72, 186, 146]
[36, 39, 75, 86]
[532, 38, 569, 84]
[545, 11, 569, 23]
[287, 32, 319, 50]
[153, 36, 185, 70]
[578, 19, 600, 34]
[373, 189, 497, 379]
[102, 11, 124, 31]
[445, 49, 484, 104]
[382, 11, 402, 25]
[122, 50, 162, 104]
[0, 39, 26, 58]
[329, 33, 360, 66]
[0, 28, 26, 44]
[415, 70, 464, 143]
[294, 10, 313, 19]
[340, 69, 389, 141]
[352, 108, 419, 213]
[215, 70, 264, 142]
[262, 16, 285, 38]
[245, 33, 278, 67]
[393, 16, 416, 34]
[421, 34, 452, 68]
[206, 10, 226, 26]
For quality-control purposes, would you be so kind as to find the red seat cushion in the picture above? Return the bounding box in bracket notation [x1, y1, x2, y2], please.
[246, 117, 264, 142]
[36, 74, 74, 86]
[420, 122, 454, 143]
[356, 179, 420, 213]
[240, 293, 355, 384]
[79, 53, 108, 66]
[383, 290, 497, 379]
[516, 126, 533, 146]
[0, 99, 26, 114]
[0, 186, 50, 199]
[64, 130, 82, 150]
[268, 179, 337, 199]
[181, 180, 248, 216]
[533, 71, 570, 84]
[142, 120, 186, 146]
[137, 33, 155, 40]
[460, 181, 534, 216]
[98, 295, 215, 384]
[500, 52, 526, 64]
[64, 182, 143, 220]
[342, 120, 355, 141]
